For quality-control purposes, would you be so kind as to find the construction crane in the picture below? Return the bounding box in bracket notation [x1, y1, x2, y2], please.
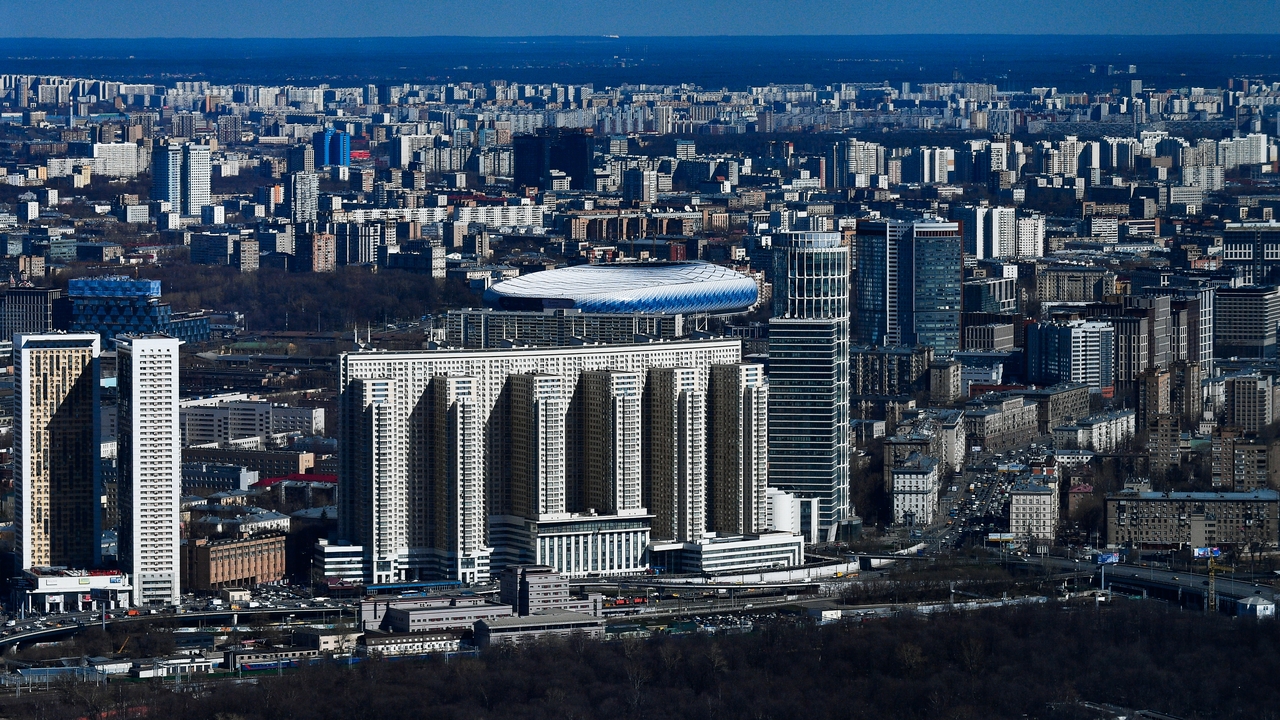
[1207, 558, 1235, 613]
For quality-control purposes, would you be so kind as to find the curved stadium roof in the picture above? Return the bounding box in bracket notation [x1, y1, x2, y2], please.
[483, 261, 758, 314]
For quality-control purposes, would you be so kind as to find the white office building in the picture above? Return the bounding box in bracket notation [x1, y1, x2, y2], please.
[179, 396, 325, 446]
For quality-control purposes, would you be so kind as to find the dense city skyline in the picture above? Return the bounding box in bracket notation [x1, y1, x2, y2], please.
[1, 15, 1280, 716]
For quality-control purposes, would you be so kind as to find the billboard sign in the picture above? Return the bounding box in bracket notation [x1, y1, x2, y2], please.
[1095, 553, 1121, 565]
[1192, 547, 1221, 559]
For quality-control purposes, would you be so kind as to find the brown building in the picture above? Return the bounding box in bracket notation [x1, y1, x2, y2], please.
[964, 394, 1038, 452]
[1106, 490, 1280, 548]
[294, 232, 336, 273]
[181, 447, 315, 478]
[1067, 483, 1095, 520]
[1210, 431, 1279, 491]
[1019, 383, 1090, 435]
[184, 533, 287, 590]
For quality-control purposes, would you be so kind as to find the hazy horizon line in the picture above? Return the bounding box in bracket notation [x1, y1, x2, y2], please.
[2, 32, 1280, 40]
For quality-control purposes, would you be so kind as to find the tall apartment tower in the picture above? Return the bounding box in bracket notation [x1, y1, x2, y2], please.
[338, 340, 742, 583]
[151, 142, 183, 209]
[508, 374, 568, 520]
[181, 143, 211, 216]
[337, 377, 401, 585]
[429, 376, 491, 585]
[951, 204, 989, 260]
[769, 232, 851, 536]
[286, 172, 319, 224]
[117, 335, 182, 605]
[708, 363, 769, 536]
[151, 142, 210, 217]
[287, 143, 315, 174]
[1224, 374, 1275, 433]
[581, 370, 644, 516]
[643, 368, 706, 543]
[949, 205, 1015, 260]
[14, 334, 100, 571]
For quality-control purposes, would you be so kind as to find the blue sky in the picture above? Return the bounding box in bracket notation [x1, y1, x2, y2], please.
[2, 0, 1277, 37]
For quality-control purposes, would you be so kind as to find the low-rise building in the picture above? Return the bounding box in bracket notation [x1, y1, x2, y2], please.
[1019, 383, 1091, 435]
[224, 646, 321, 670]
[1053, 409, 1136, 452]
[891, 453, 940, 526]
[646, 532, 806, 574]
[130, 655, 214, 678]
[1009, 480, 1059, 542]
[357, 630, 465, 658]
[292, 628, 362, 653]
[498, 565, 603, 616]
[18, 568, 132, 614]
[182, 462, 259, 495]
[180, 397, 325, 445]
[181, 447, 315, 478]
[183, 533, 286, 590]
[964, 394, 1038, 452]
[312, 539, 366, 589]
[361, 595, 513, 633]
[474, 609, 606, 647]
[1106, 490, 1280, 547]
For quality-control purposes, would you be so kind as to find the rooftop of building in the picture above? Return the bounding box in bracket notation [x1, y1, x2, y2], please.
[480, 609, 603, 629]
[893, 452, 940, 472]
[1110, 490, 1280, 501]
[26, 567, 124, 578]
[253, 473, 337, 488]
[1018, 382, 1091, 398]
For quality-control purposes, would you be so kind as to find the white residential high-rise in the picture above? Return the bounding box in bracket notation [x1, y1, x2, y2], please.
[151, 143, 182, 208]
[709, 363, 768, 536]
[951, 204, 988, 260]
[14, 334, 101, 573]
[988, 206, 1017, 258]
[1015, 213, 1045, 258]
[429, 376, 491, 585]
[117, 335, 182, 606]
[181, 143, 211, 216]
[508, 374, 568, 520]
[582, 370, 644, 516]
[338, 339, 744, 582]
[338, 377, 402, 585]
[152, 142, 211, 217]
[287, 171, 319, 223]
[644, 367, 706, 543]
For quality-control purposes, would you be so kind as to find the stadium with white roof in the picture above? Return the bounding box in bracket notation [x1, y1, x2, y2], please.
[482, 261, 759, 314]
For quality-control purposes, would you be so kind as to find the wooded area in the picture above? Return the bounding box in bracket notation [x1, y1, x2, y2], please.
[59, 264, 475, 333]
[10, 603, 1280, 720]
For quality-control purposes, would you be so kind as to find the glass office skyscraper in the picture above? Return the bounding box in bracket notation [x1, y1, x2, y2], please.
[855, 219, 963, 357]
[767, 232, 850, 539]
